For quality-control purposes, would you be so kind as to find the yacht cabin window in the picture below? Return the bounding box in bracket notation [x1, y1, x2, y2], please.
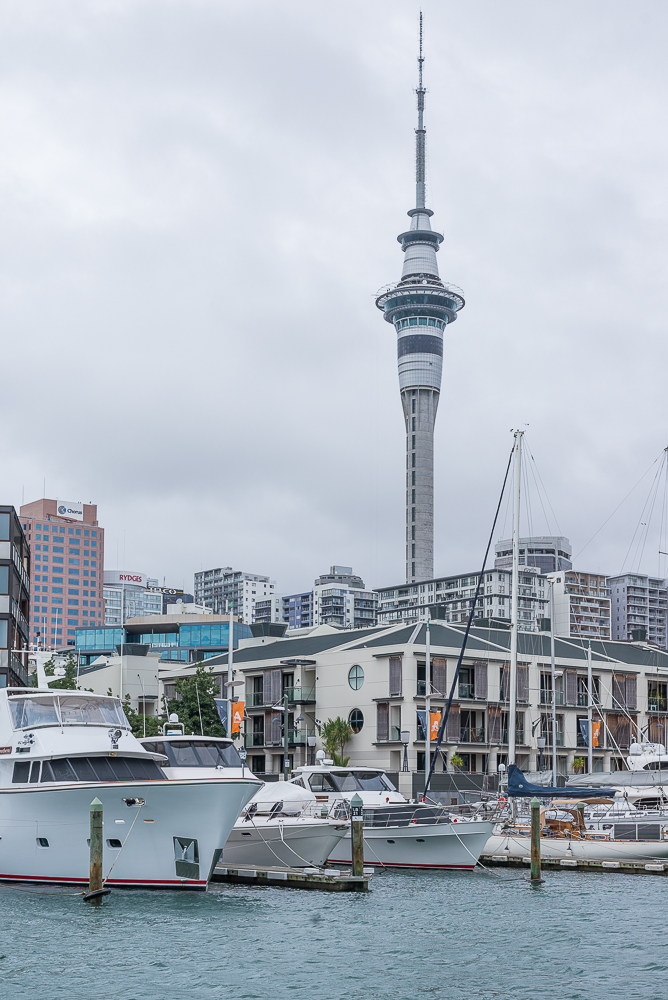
[141, 741, 242, 768]
[9, 695, 129, 730]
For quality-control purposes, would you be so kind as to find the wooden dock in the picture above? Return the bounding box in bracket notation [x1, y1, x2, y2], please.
[211, 863, 370, 892]
[481, 854, 668, 876]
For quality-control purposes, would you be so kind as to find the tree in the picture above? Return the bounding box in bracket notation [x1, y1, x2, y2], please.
[166, 665, 226, 737]
[321, 717, 354, 766]
[122, 696, 163, 738]
[44, 653, 80, 690]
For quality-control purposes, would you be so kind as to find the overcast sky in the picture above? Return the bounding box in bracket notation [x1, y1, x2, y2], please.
[3, 0, 668, 594]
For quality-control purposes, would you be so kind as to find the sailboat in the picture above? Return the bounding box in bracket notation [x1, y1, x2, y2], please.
[482, 433, 668, 863]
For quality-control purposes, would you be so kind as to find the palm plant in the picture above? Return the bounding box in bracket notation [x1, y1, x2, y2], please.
[321, 717, 354, 766]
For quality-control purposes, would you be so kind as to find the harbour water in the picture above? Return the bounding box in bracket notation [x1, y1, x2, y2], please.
[0, 869, 664, 1000]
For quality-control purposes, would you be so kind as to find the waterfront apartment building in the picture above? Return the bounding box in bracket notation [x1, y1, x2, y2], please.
[160, 621, 668, 778]
[375, 566, 548, 631]
[194, 567, 274, 623]
[494, 536, 572, 574]
[0, 506, 30, 686]
[253, 567, 378, 631]
[548, 571, 611, 640]
[103, 571, 163, 625]
[608, 574, 668, 648]
[20, 498, 104, 645]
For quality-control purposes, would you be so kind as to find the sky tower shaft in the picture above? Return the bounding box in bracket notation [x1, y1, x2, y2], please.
[375, 15, 464, 584]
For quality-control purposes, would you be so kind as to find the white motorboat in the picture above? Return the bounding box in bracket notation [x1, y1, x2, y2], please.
[290, 764, 494, 870]
[2, 689, 261, 889]
[139, 735, 349, 868]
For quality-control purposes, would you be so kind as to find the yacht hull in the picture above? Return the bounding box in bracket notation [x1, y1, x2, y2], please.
[224, 819, 348, 868]
[484, 833, 668, 862]
[0, 777, 259, 890]
[328, 820, 494, 869]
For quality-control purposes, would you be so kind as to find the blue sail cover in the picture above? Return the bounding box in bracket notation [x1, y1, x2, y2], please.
[506, 764, 617, 799]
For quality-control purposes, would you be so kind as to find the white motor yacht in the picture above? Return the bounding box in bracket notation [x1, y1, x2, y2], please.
[139, 735, 349, 868]
[1, 689, 261, 889]
[290, 764, 494, 870]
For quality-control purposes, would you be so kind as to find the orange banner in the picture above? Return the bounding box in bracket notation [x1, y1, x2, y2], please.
[592, 720, 601, 748]
[430, 711, 441, 740]
[231, 701, 245, 735]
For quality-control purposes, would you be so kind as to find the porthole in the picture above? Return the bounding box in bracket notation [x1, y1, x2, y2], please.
[386, 839, 395, 844]
[36, 837, 49, 848]
[349, 709, 364, 734]
[348, 665, 364, 690]
[106, 839, 122, 849]
[416, 838, 425, 843]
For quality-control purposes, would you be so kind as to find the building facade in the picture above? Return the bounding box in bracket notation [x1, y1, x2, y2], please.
[254, 567, 378, 631]
[376, 566, 548, 632]
[194, 566, 274, 623]
[162, 621, 668, 778]
[494, 536, 572, 574]
[548, 571, 611, 640]
[20, 498, 104, 646]
[0, 506, 30, 686]
[75, 612, 252, 667]
[375, 31, 464, 584]
[104, 571, 163, 625]
[608, 574, 668, 648]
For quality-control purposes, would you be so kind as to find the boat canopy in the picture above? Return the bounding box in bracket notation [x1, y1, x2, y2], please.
[506, 765, 618, 799]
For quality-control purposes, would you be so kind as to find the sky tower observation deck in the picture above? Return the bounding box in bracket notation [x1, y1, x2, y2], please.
[375, 20, 464, 585]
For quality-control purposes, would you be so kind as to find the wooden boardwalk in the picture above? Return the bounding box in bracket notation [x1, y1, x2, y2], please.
[211, 863, 370, 892]
[481, 854, 668, 876]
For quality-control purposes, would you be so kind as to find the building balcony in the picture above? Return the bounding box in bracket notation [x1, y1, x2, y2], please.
[285, 687, 316, 705]
[245, 732, 266, 748]
[539, 692, 565, 706]
[460, 727, 486, 744]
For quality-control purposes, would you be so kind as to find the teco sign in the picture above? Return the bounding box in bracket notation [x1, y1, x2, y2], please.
[104, 570, 148, 588]
[56, 499, 84, 522]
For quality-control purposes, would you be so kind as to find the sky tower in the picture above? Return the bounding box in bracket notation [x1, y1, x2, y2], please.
[375, 15, 464, 584]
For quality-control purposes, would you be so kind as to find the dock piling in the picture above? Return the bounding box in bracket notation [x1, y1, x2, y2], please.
[87, 797, 104, 902]
[530, 796, 543, 885]
[350, 793, 364, 877]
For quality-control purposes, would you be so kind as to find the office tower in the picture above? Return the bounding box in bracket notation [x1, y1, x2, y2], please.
[20, 499, 105, 646]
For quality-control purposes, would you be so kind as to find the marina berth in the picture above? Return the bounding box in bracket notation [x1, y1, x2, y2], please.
[0, 689, 261, 889]
[140, 735, 349, 868]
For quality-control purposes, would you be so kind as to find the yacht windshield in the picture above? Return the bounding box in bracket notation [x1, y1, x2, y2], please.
[330, 771, 394, 792]
[142, 740, 242, 768]
[9, 695, 129, 730]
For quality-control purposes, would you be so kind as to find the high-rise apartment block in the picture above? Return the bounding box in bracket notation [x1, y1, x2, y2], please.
[495, 536, 572, 574]
[252, 567, 378, 631]
[194, 567, 274, 623]
[608, 574, 668, 647]
[375, 24, 464, 584]
[20, 499, 104, 646]
[548, 571, 611, 640]
[0, 506, 30, 686]
[376, 566, 548, 630]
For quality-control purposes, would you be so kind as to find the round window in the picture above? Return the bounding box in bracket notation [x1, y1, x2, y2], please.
[349, 709, 364, 733]
[348, 665, 364, 690]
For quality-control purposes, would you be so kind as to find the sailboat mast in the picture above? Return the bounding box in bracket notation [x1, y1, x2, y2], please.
[587, 640, 593, 774]
[549, 579, 558, 784]
[424, 618, 431, 801]
[508, 430, 523, 765]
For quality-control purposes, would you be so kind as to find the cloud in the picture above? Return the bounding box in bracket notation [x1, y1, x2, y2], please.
[2, 0, 668, 594]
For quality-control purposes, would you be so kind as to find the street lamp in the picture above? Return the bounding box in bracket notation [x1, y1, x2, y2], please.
[401, 730, 411, 772]
[307, 734, 316, 766]
[537, 736, 546, 772]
